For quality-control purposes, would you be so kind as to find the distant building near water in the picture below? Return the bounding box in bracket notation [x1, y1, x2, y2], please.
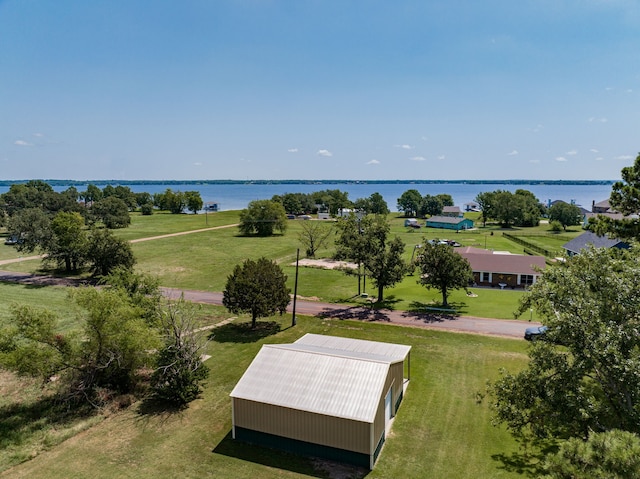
[203, 201, 219, 212]
[426, 216, 474, 231]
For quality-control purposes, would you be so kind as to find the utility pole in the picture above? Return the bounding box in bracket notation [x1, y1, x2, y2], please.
[292, 248, 299, 327]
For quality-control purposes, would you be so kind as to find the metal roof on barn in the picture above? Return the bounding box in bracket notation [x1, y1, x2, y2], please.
[295, 333, 411, 363]
[230, 335, 411, 423]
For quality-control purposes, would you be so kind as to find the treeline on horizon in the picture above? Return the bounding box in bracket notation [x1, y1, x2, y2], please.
[0, 179, 615, 187]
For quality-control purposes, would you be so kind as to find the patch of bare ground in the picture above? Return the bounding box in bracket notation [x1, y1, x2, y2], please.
[295, 259, 357, 270]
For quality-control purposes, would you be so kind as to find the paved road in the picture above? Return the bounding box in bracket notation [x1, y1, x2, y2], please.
[161, 286, 535, 339]
[0, 270, 536, 339]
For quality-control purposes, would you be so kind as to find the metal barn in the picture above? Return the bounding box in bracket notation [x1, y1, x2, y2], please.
[230, 334, 411, 469]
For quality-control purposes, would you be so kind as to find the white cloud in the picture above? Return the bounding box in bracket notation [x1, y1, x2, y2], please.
[627, 89, 634, 93]
[367, 159, 380, 165]
[193, 162, 202, 166]
[508, 150, 518, 156]
[437, 155, 445, 160]
[395, 144, 413, 150]
[590, 148, 599, 153]
[555, 156, 568, 162]
[317, 149, 333, 157]
[14, 140, 32, 146]
[33, 133, 44, 137]
[605, 87, 614, 91]
[615, 155, 634, 161]
[421, 136, 428, 141]
[566, 149, 578, 156]
[595, 157, 604, 161]
[529, 124, 543, 133]
[589, 117, 608, 123]
[287, 148, 298, 153]
[529, 159, 540, 164]
[410, 156, 426, 161]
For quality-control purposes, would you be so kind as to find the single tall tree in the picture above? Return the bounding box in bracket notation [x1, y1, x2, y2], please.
[548, 201, 582, 230]
[238, 199, 288, 236]
[415, 241, 473, 308]
[223, 257, 291, 329]
[335, 214, 407, 301]
[397, 189, 422, 217]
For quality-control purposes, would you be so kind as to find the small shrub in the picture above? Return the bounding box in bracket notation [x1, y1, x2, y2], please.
[549, 220, 563, 232]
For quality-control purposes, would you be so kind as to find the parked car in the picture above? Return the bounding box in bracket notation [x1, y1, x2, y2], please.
[524, 325, 548, 341]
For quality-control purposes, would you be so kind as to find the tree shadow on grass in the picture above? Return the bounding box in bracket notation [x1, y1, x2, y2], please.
[0, 394, 95, 452]
[400, 301, 468, 324]
[317, 305, 392, 323]
[211, 321, 281, 343]
[491, 438, 557, 478]
[213, 431, 368, 479]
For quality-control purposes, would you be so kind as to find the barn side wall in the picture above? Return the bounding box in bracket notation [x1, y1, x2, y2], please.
[233, 398, 372, 454]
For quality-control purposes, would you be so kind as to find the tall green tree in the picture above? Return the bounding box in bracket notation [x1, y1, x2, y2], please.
[335, 214, 407, 301]
[397, 189, 422, 217]
[420, 194, 444, 217]
[334, 213, 370, 295]
[353, 192, 390, 215]
[46, 211, 88, 273]
[6, 207, 52, 253]
[238, 199, 288, 236]
[223, 257, 291, 329]
[91, 196, 131, 228]
[415, 241, 473, 308]
[548, 201, 582, 230]
[591, 152, 640, 240]
[184, 191, 203, 214]
[475, 191, 495, 227]
[310, 189, 351, 216]
[86, 228, 135, 277]
[490, 247, 640, 441]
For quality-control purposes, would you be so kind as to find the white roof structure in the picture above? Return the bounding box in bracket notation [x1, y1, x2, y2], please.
[230, 335, 411, 423]
[295, 333, 411, 362]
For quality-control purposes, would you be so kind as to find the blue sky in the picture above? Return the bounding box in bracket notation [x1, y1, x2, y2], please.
[1, 0, 639, 181]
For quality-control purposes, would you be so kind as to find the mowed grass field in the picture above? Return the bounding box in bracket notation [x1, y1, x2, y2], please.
[0, 213, 565, 477]
[0, 211, 581, 320]
[0, 281, 531, 478]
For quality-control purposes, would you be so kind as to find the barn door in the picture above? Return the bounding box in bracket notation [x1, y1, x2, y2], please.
[385, 388, 393, 431]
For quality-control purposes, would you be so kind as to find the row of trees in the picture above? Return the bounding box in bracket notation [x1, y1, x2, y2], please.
[396, 190, 454, 218]
[271, 190, 390, 216]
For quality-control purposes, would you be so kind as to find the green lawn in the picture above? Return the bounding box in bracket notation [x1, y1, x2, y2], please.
[1, 302, 532, 479]
[0, 212, 572, 320]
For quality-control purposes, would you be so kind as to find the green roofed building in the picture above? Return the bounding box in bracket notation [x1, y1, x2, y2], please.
[426, 215, 474, 231]
[230, 334, 411, 469]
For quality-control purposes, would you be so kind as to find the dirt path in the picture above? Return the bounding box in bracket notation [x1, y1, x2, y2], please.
[129, 223, 238, 243]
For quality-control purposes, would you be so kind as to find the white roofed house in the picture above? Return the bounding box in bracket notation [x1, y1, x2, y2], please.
[230, 334, 411, 469]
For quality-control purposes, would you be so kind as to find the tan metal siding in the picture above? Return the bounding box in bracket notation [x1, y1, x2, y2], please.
[233, 398, 372, 454]
[390, 362, 404, 411]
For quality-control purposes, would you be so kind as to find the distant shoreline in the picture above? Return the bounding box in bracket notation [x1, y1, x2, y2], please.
[0, 179, 616, 187]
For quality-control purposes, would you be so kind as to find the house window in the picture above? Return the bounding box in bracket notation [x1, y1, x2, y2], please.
[520, 274, 534, 286]
[481, 272, 490, 282]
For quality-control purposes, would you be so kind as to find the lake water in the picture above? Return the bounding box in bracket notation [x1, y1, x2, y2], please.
[0, 181, 615, 212]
